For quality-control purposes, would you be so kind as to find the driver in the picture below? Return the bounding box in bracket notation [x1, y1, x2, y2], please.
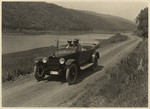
[66, 40, 72, 48]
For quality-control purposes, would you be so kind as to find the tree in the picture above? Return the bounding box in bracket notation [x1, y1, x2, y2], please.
[136, 7, 148, 38]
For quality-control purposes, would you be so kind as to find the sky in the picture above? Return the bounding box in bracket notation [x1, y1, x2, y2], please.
[48, 2, 148, 21]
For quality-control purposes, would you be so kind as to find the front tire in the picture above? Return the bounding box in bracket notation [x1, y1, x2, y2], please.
[66, 63, 77, 85]
[34, 66, 45, 81]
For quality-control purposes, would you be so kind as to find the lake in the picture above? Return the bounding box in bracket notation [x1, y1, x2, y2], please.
[2, 34, 114, 54]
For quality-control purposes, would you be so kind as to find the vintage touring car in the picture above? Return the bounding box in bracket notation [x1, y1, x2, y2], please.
[34, 38, 100, 85]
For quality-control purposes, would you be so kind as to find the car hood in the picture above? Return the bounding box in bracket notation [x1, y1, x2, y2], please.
[54, 49, 76, 57]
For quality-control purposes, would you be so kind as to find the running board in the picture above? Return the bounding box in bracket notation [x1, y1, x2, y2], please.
[80, 63, 94, 70]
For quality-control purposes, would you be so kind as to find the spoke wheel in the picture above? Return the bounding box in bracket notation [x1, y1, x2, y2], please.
[34, 66, 45, 81]
[66, 63, 77, 85]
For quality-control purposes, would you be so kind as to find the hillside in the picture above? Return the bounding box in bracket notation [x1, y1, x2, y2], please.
[2, 2, 136, 33]
[81, 10, 136, 29]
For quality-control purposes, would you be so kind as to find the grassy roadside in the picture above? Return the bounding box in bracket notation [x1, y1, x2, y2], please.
[72, 39, 148, 107]
[2, 46, 57, 83]
[2, 33, 128, 83]
[96, 33, 128, 48]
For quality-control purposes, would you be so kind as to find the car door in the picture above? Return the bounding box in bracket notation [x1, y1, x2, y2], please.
[84, 48, 94, 62]
[78, 50, 87, 65]
[78, 47, 94, 65]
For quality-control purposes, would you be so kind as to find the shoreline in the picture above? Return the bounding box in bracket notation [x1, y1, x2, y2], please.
[2, 30, 131, 36]
[2, 33, 116, 54]
[2, 33, 128, 55]
[2, 46, 55, 55]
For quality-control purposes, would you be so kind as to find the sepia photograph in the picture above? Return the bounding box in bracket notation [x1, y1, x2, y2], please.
[2, 0, 148, 107]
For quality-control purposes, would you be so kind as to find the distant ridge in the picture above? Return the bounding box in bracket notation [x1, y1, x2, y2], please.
[81, 10, 135, 25]
[2, 2, 136, 33]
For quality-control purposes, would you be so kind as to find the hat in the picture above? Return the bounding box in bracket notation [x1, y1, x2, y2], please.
[74, 38, 79, 42]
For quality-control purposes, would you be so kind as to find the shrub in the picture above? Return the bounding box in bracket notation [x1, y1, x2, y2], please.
[97, 33, 128, 48]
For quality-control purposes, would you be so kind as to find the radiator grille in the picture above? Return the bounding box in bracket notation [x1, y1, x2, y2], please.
[49, 58, 60, 70]
[49, 58, 59, 64]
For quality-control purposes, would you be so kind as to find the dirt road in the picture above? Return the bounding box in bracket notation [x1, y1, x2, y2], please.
[2, 33, 142, 107]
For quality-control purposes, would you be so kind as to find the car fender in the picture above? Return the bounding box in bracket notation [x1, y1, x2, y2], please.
[34, 57, 44, 63]
[65, 59, 75, 66]
[91, 51, 100, 62]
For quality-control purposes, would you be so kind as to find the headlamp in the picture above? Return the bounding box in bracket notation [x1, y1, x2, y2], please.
[42, 57, 48, 63]
[59, 58, 65, 64]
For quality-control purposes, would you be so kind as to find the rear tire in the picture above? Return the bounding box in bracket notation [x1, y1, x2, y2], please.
[34, 66, 45, 81]
[91, 56, 98, 71]
[66, 63, 77, 85]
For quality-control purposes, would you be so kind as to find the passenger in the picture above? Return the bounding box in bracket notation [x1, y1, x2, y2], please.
[73, 38, 81, 51]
